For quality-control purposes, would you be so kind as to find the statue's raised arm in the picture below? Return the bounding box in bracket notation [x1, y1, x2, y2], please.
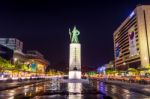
[69, 26, 80, 43]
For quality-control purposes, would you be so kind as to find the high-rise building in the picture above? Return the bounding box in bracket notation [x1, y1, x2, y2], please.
[113, 5, 150, 70]
[0, 38, 23, 52]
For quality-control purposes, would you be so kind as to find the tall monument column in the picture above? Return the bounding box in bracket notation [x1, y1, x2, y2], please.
[69, 26, 81, 79]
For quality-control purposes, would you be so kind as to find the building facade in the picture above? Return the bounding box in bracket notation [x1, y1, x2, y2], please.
[0, 38, 23, 52]
[25, 51, 49, 74]
[0, 44, 13, 60]
[114, 5, 150, 70]
[104, 61, 114, 70]
[0, 38, 49, 74]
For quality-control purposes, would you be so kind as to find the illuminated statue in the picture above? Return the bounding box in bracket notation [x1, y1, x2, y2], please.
[69, 26, 80, 43]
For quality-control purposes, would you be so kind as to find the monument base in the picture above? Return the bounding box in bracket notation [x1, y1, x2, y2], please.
[62, 71, 89, 84]
[69, 71, 81, 79]
[61, 78, 89, 83]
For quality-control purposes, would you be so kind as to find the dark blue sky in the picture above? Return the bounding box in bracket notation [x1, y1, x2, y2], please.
[0, 0, 149, 67]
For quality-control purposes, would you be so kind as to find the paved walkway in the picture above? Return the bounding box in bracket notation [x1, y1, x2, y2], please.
[103, 80, 150, 96]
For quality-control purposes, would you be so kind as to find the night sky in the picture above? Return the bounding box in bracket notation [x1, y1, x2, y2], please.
[0, 0, 150, 68]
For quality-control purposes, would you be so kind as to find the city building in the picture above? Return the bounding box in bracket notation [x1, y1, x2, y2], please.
[0, 38, 50, 76]
[0, 44, 13, 60]
[114, 5, 150, 70]
[0, 38, 23, 52]
[25, 51, 50, 74]
[104, 61, 114, 70]
[13, 51, 27, 64]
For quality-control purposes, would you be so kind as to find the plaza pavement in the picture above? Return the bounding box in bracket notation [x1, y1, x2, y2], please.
[0, 79, 46, 91]
[103, 80, 150, 96]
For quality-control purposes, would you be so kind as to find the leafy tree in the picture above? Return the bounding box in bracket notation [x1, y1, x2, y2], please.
[22, 64, 29, 71]
[128, 68, 139, 75]
[145, 64, 150, 69]
[46, 69, 65, 76]
[0, 57, 14, 74]
[105, 69, 118, 75]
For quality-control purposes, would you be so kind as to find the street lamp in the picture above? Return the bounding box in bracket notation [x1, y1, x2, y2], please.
[123, 62, 126, 66]
[144, 57, 148, 61]
[14, 57, 18, 63]
[123, 62, 129, 69]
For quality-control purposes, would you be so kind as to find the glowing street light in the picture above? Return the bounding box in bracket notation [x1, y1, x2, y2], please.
[123, 62, 126, 66]
[144, 57, 148, 61]
[14, 57, 18, 63]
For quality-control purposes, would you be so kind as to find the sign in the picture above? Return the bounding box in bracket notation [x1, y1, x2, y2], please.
[31, 63, 36, 72]
[115, 42, 120, 59]
[128, 27, 138, 56]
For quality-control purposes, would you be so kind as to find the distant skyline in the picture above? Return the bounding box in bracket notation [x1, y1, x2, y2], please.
[0, 1, 150, 67]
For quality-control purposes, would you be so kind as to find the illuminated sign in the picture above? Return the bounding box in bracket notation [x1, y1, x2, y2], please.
[115, 43, 120, 58]
[31, 63, 36, 72]
[128, 27, 138, 56]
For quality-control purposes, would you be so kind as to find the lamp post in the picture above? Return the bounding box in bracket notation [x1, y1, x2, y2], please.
[123, 62, 126, 66]
[123, 62, 129, 70]
[13, 57, 18, 78]
[123, 62, 127, 76]
[14, 57, 18, 64]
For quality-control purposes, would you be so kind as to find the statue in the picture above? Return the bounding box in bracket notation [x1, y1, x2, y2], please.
[69, 26, 80, 43]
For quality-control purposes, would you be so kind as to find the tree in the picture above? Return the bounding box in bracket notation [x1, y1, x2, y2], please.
[145, 64, 150, 69]
[128, 68, 139, 75]
[105, 69, 118, 75]
[22, 64, 29, 71]
[0, 57, 14, 74]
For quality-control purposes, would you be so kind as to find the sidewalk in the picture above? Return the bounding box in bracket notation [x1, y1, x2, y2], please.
[103, 80, 150, 96]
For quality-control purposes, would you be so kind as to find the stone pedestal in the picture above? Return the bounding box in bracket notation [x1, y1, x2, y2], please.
[69, 43, 81, 79]
[69, 71, 81, 79]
